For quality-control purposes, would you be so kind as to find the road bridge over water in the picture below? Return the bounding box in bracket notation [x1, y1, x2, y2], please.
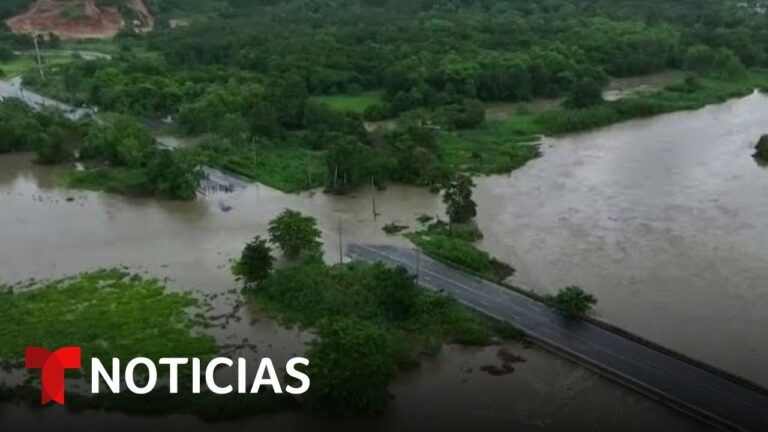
[348, 243, 768, 432]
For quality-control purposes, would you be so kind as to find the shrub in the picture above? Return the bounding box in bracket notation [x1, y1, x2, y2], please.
[233, 236, 274, 287]
[754, 135, 768, 163]
[547, 286, 597, 318]
[304, 319, 397, 418]
[408, 234, 493, 275]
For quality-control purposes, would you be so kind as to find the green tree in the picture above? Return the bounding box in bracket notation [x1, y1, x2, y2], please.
[145, 149, 202, 200]
[372, 266, 418, 322]
[326, 134, 376, 192]
[83, 115, 155, 167]
[268, 73, 309, 129]
[712, 48, 747, 79]
[233, 236, 275, 287]
[684, 45, 716, 74]
[0, 45, 14, 62]
[444, 98, 486, 129]
[249, 99, 280, 138]
[547, 286, 597, 318]
[304, 318, 396, 418]
[385, 124, 443, 185]
[443, 174, 477, 225]
[754, 135, 768, 163]
[563, 79, 603, 109]
[268, 209, 322, 260]
[34, 128, 70, 164]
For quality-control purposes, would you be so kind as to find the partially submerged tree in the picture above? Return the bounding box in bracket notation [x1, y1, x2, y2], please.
[268, 209, 322, 260]
[304, 318, 396, 418]
[443, 173, 477, 225]
[563, 79, 604, 109]
[754, 134, 768, 163]
[233, 236, 275, 287]
[548, 286, 597, 318]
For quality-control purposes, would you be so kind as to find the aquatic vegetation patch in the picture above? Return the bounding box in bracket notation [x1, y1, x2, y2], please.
[0, 270, 294, 419]
[0, 269, 217, 368]
[754, 134, 768, 163]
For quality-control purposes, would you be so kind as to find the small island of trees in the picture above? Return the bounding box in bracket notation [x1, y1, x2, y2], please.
[755, 134, 768, 163]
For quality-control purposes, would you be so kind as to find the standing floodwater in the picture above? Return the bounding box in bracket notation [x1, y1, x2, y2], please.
[0, 150, 705, 429]
[475, 91, 768, 386]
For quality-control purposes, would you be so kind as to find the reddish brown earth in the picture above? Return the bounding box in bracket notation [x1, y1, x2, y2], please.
[6, 0, 153, 40]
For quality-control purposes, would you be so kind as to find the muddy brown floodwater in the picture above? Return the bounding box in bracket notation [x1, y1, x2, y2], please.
[475, 91, 768, 387]
[0, 148, 707, 429]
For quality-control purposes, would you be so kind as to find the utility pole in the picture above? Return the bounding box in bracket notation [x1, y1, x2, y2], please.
[307, 156, 312, 190]
[371, 175, 377, 221]
[416, 248, 421, 284]
[32, 33, 45, 80]
[338, 219, 343, 264]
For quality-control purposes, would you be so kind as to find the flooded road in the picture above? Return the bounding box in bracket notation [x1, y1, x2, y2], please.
[475, 91, 768, 386]
[0, 152, 704, 430]
[0, 77, 93, 121]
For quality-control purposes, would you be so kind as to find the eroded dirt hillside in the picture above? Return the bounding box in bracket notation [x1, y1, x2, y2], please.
[6, 0, 153, 40]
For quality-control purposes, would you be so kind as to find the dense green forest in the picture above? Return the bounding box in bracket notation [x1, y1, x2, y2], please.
[3, 0, 768, 194]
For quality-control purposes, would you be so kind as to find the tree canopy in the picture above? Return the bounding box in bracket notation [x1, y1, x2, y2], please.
[6, 0, 768, 194]
[304, 318, 396, 418]
[268, 209, 323, 260]
[233, 236, 275, 287]
[443, 173, 478, 225]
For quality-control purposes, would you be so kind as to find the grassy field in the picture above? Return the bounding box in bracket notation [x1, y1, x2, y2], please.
[198, 144, 327, 192]
[0, 53, 74, 78]
[439, 119, 541, 175]
[311, 91, 383, 114]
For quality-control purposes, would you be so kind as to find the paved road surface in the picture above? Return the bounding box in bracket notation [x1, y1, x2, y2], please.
[347, 243, 768, 432]
[0, 77, 93, 121]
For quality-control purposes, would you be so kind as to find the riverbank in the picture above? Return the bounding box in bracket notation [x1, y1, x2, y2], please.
[440, 71, 768, 176]
[6, 67, 765, 197]
[227, 71, 768, 191]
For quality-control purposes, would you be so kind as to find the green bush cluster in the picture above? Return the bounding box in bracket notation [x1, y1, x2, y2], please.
[755, 135, 768, 163]
[408, 234, 494, 276]
[0, 270, 296, 419]
[539, 72, 768, 134]
[66, 115, 202, 199]
[252, 259, 516, 417]
[0, 270, 217, 367]
[0, 99, 81, 164]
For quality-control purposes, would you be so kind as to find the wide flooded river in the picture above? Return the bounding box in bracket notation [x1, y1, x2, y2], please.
[476, 91, 768, 386]
[5, 91, 766, 429]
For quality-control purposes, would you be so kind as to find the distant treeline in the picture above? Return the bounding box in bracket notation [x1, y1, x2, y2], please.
[10, 0, 768, 193]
